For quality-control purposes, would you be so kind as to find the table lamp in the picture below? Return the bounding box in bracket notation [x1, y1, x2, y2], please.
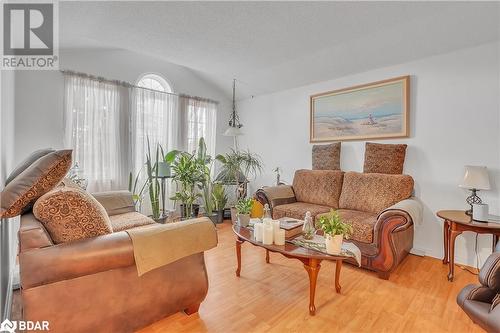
[459, 166, 490, 215]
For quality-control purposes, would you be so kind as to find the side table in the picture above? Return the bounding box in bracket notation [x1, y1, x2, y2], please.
[437, 210, 500, 282]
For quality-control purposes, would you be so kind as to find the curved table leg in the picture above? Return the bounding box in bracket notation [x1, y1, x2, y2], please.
[335, 260, 342, 293]
[266, 249, 270, 263]
[443, 220, 450, 264]
[303, 258, 321, 316]
[236, 238, 243, 277]
[448, 229, 462, 282]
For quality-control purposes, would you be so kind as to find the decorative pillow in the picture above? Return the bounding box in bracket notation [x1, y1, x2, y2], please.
[292, 169, 344, 208]
[33, 187, 113, 244]
[5, 148, 55, 185]
[312, 143, 341, 170]
[363, 142, 407, 174]
[339, 172, 414, 214]
[1, 150, 73, 218]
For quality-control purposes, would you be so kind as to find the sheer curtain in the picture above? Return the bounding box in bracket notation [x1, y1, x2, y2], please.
[179, 96, 217, 157]
[63, 74, 128, 192]
[130, 87, 179, 211]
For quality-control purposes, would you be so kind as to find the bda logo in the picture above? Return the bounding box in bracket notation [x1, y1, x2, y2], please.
[0, 319, 16, 333]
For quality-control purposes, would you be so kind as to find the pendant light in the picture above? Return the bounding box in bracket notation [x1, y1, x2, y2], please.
[223, 79, 243, 136]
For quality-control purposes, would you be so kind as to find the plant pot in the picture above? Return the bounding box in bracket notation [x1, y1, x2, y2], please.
[216, 210, 224, 224]
[325, 234, 343, 255]
[207, 213, 218, 225]
[180, 204, 200, 218]
[238, 213, 250, 227]
[149, 215, 167, 224]
[230, 207, 238, 224]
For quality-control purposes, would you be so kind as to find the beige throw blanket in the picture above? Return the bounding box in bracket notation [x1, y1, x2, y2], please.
[126, 217, 218, 276]
[381, 197, 423, 225]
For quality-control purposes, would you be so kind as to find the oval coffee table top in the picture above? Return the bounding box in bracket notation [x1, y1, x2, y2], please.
[437, 210, 500, 229]
[233, 225, 349, 261]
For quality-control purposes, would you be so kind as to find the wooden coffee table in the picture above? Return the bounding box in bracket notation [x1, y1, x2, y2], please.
[233, 225, 348, 315]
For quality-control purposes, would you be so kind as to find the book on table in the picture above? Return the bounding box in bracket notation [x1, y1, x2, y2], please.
[278, 217, 304, 238]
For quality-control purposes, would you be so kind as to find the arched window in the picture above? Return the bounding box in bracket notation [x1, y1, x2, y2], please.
[137, 73, 172, 93]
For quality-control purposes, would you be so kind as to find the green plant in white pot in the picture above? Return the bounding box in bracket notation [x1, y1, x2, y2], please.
[317, 210, 353, 255]
[235, 197, 253, 227]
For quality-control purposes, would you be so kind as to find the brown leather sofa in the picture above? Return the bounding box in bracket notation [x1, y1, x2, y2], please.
[457, 252, 500, 332]
[19, 191, 214, 333]
[256, 169, 421, 279]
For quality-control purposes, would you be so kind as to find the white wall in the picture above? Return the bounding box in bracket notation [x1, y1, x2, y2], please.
[13, 48, 232, 165]
[238, 42, 500, 267]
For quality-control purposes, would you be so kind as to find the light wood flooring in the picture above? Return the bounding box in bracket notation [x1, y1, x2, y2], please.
[139, 221, 482, 333]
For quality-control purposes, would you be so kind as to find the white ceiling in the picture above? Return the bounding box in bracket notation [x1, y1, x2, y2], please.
[60, 1, 500, 99]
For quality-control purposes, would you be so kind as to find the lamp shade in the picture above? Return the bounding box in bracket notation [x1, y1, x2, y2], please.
[223, 126, 243, 136]
[459, 166, 490, 190]
[156, 161, 171, 178]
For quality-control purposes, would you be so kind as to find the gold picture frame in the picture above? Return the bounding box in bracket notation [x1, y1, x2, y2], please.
[310, 75, 410, 142]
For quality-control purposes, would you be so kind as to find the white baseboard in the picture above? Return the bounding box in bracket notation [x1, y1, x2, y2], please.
[410, 248, 426, 257]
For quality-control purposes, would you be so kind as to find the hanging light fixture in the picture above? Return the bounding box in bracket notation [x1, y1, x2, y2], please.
[223, 79, 243, 136]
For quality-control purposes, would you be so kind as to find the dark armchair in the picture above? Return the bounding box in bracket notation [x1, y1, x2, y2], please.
[457, 252, 500, 332]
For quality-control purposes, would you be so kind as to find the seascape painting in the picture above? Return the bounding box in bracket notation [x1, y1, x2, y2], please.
[310, 76, 409, 142]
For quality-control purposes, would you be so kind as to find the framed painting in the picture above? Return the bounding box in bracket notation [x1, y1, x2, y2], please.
[310, 75, 410, 142]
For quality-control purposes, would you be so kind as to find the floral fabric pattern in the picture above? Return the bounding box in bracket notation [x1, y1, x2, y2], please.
[110, 212, 155, 232]
[317, 209, 377, 244]
[272, 202, 331, 221]
[33, 187, 113, 244]
[0, 150, 73, 218]
[312, 143, 341, 170]
[292, 169, 344, 208]
[339, 172, 414, 214]
[363, 142, 407, 174]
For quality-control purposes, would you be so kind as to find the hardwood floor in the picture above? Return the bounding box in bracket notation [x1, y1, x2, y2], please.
[139, 221, 482, 333]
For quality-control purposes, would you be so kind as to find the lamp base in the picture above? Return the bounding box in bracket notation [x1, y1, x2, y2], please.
[465, 189, 482, 217]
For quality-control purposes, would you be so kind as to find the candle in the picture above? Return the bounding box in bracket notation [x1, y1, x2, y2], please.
[254, 223, 264, 242]
[272, 220, 281, 238]
[263, 218, 273, 226]
[263, 225, 274, 245]
[274, 229, 285, 245]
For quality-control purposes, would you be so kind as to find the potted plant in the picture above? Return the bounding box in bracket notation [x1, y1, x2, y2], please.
[128, 140, 167, 223]
[167, 151, 203, 218]
[317, 210, 353, 255]
[212, 183, 228, 224]
[235, 197, 253, 227]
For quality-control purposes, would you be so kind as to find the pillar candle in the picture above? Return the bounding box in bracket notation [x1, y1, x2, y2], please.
[274, 229, 285, 245]
[254, 223, 264, 242]
[263, 217, 273, 226]
[263, 225, 274, 245]
[272, 220, 281, 238]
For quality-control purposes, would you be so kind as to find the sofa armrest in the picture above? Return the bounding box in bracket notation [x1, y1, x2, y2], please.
[379, 197, 423, 226]
[92, 190, 136, 216]
[255, 185, 296, 213]
[20, 231, 135, 289]
[457, 284, 497, 307]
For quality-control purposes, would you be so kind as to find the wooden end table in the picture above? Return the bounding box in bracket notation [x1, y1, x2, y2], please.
[233, 225, 348, 315]
[437, 210, 500, 282]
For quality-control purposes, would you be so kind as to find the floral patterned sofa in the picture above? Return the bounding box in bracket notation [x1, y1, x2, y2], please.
[256, 169, 422, 279]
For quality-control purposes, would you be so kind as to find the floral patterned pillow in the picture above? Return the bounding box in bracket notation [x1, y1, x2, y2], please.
[33, 187, 113, 244]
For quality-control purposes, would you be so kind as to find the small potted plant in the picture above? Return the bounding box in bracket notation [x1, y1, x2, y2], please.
[317, 210, 352, 255]
[212, 183, 228, 224]
[235, 197, 253, 227]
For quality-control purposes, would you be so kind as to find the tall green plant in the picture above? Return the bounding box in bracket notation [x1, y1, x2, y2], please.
[215, 149, 263, 200]
[211, 183, 228, 212]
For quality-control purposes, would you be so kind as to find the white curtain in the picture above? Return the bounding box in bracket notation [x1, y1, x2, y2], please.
[63, 75, 127, 192]
[179, 96, 217, 157]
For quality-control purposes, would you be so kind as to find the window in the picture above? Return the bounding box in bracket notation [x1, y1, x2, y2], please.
[137, 74, 172, 93]
[183, 98, 217, 156]
[63, 74, 126, 192]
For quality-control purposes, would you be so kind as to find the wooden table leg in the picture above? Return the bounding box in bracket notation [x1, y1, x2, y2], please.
[334, 260, 342, 293]
[266, 249, 270, 263]
[303, 258, 321, 316]
[443, 220, 450, 264]
[236, 238, 243, 277]
[448, 228, 462, 282]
